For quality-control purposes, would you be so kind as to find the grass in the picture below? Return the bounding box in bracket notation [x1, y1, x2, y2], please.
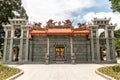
[0, 55, 2, 60]
[98, 64, 120, 80]
[0, 64, 21, 80]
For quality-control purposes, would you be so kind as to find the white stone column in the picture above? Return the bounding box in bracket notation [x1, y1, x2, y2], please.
[111, 30, 116, 61]
[105, 26, 108, 38]
[3, 29, 8, 62]
[111, 30, 114, 38]
[105, 26, 111, 61]
[106, 39, 110, 61]
[9, 28, 14, 62]
[96, 28, 100, 62]
[29, 40, 32, 62]
[19, 29, 23, 62]
[70, 36, 73, 54]
[90, 30, 95, 62]
[25, 30, 29, 62]
[70, 36, 75, 64]
[47, 37, 49, 54]
[45, 36, 49, 64]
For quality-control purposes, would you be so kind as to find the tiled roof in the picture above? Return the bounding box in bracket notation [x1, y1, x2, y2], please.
[47, 28, 72, 34]
[30, 28, 90, 35]
[30, 30, 46, 34]
[73, 30, 90, 34]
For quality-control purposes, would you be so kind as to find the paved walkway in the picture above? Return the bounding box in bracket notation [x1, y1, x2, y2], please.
[8, 60, 120, 80]
[13, 64, 107, 80]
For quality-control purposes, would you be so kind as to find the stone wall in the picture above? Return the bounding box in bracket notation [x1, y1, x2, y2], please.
[31, 36, 47, 63]
[30, 35, 91, 63]
[73, 35, 91, 63]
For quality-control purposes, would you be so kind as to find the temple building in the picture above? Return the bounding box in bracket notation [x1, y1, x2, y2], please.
[3, 18, 117, 64]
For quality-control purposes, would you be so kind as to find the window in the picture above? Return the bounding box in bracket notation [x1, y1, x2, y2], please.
[93, 31, 96, 37]
[101, 21, 103, 24]
[7, 31, 11, 38]
[99, 29, 105, 38]
[97, 21, 100, 24]
[14, 29, 21, 38]
[16, 21, 18, 24]
[108, 31, 111, 37]
[20, 21, 22, 24]
[23, 31, 27, 37]
[104, 21, 106, 24]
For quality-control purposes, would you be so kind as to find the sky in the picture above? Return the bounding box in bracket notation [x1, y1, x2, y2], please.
[22, 0, 120, 29]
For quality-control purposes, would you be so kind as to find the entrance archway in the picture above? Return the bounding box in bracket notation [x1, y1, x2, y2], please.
[100, 46, 106, 61]
[13, 46, 19, 61]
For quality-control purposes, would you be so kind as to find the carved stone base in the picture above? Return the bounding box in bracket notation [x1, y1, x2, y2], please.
[45, 59, 49, 64]
[71, 59, 75, 64]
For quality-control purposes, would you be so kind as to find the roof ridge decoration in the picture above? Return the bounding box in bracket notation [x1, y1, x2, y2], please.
[29, 19, 90, 35]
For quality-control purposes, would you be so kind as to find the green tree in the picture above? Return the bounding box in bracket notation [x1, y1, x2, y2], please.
[114, 29, 120, 38]
[109, 0, 120, 12]
[114, 29, 120, 49]
[99, 29, 120, 49]
[99, 31, 105, 37]
[0, 0, 28, 48]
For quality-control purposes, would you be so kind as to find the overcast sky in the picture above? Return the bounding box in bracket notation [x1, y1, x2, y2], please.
[22, 0, 120, 29]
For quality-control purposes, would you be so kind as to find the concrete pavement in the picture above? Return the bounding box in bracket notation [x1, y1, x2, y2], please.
[8, 60, 119, 80]
[14, 64, 107, 80]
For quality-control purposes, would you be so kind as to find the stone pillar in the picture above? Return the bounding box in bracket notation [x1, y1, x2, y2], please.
[70, 36, 73, 54]
[105, 26, 111, 61]
[70, 36, 75, 64]
[45, 37, 49, 64]
[9, 28, 14, 62]
[25, 30, 29, 62]
[90, 30, 95, 62]
[96, 28, 100, 62]
[47, 37, 49, 54]
[29, 40, 32, 62]
[3, 29, 8, 62]
[111, 30, 116, 61]
[19, 29, 23, 62]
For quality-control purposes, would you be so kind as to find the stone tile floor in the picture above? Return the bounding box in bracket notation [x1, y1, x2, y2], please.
[7, 59, 120, 80]
[13, 64, 107, 80]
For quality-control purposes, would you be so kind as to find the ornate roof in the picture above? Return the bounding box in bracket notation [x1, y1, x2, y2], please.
[30, 27, 90, 35]
[30, 19, 90, 35]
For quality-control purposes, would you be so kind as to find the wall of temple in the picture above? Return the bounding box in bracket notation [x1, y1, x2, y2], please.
[73, 35, 91, 63]
[30, 36, 47, 63]
[29, 35, 91, 63]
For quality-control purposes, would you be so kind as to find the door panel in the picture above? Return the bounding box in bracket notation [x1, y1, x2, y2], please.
[55, 47, 65, 61]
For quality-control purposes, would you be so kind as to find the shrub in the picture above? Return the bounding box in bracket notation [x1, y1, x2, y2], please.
[98, 65, 120, 80]
[0, 64, 4, 68]
[0, 64, 21, 80]
[112, 64, 120, 72]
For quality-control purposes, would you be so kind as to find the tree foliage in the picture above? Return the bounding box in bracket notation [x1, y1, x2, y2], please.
[0, 0, 28, 48]
[114, 29, 120, 49]
[109, 0, 120, 12]
[100, 29, 120, 49]
[99, 31, 105, 37]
